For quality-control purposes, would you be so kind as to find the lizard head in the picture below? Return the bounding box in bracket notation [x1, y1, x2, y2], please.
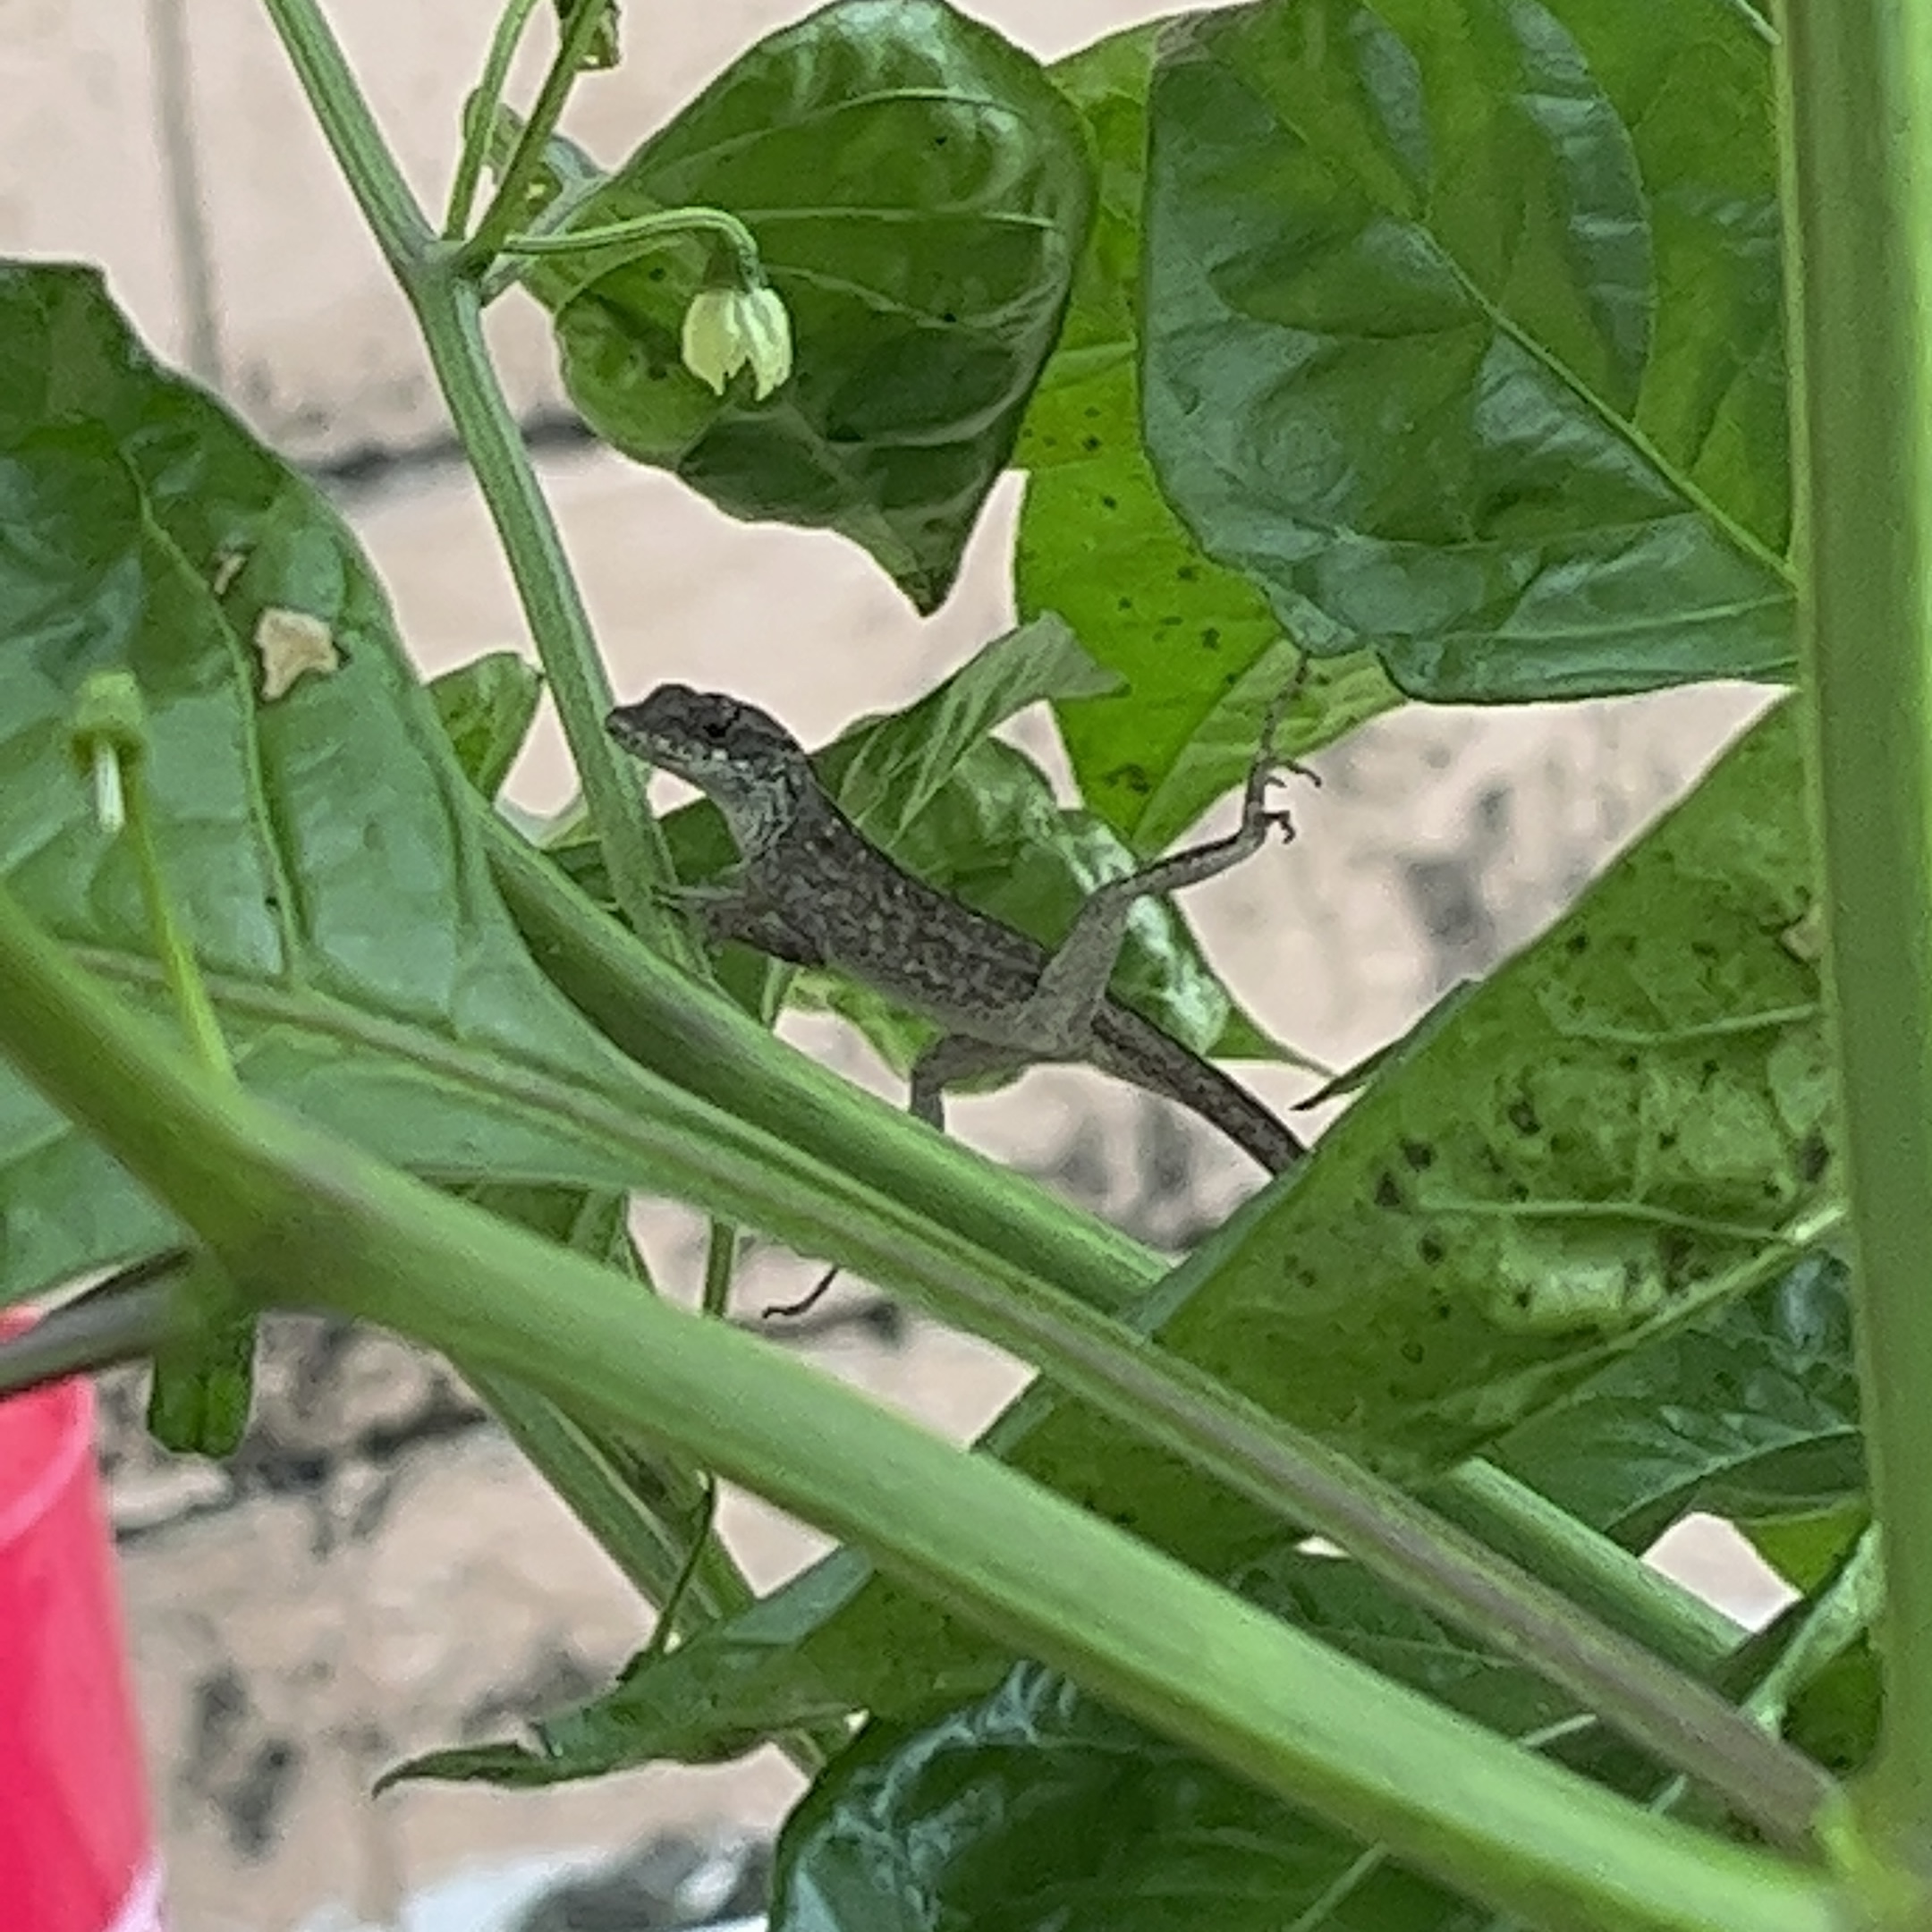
[606, 683, 813, 855]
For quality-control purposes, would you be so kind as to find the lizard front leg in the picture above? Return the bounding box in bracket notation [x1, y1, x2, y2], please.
[1019, 703, 1302, 1050]
[671, 877, 826, 968]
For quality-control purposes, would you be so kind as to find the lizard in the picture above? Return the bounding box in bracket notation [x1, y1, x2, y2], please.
[605, 683, 1309, 1175]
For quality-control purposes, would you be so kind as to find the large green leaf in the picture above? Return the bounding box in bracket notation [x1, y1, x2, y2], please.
[0, 265, 712, 1298]
[1016, 24, 1404, 852]
[420, 699, 1834, 1783]
[521, 0, 1093, 613]
[1140, 0, 1791, 699]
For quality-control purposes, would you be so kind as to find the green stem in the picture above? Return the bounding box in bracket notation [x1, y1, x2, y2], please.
[1435, 1462, 1742, 1678]
[408, 280, 694, 961]
[0, 883, 1843, 1932]
[499, 206, 761, 276]
[259, 0, 433, 270]
[124, 766, 233, 1084]
[1779, 0, 1932, 1853]
[263, 0, 688, 962]
[458, 0, 614, 275]
[445, 0, 546, 238]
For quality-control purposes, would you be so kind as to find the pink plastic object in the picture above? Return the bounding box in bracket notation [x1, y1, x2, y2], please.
[0, 1308, 164, 1932]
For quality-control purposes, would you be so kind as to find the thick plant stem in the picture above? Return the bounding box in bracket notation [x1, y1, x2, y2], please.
[1780, 0, 1932, 1862]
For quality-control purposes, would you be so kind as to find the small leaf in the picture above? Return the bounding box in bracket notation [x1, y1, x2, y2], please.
[522, 0, 1095, 611]
[145, 1253, 256, 1458]
[429, 650, 544, 798]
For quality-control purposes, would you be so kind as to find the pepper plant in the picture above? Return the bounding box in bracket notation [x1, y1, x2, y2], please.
[0, 1, 1925, 1927]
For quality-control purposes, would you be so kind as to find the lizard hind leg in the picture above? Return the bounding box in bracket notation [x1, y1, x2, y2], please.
[910, 1033, 1030, 1130]
[765, 1033, 1021, 1324]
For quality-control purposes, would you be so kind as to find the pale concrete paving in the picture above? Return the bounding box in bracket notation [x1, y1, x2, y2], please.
[8, 2, 1791, 1925]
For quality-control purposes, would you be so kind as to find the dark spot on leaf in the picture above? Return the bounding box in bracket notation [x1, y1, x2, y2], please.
[1374, 1171, 1402, 1209]
[1401, 1139, 1435, 1170]
[1158, 613, 1182, 627]
[1432, 1298, 1453, 1320]
[1690, 938, 1718, 961]
[1563, 930, 1589, 955]
[1419, 1233, 1445, 1265]
[1100, 495, 1118, 509]
[1700, 1059, 1720, 1082]
[1084, 404, 1100, 419]
[1657, 1228, 1694, 1286]
[1620, 1053, 1640, 1073]
[1177, 564, 1199, 581]
[1657, 1128, 1678, 1152]
[1400, 1339, 1426, 1365]
[1622, 1258, 1643, 1298]
[1116, 596, 1134, 612]
[1081, 435, 1101, 452]
[934, 133, 948, 146]
[1201, 625, 1222, 648]
[1041, 434, 1059, 448]
[1513, 1287, 1533, 1309]
[1506, 1097, 1540, 1136]
[648, 266, 665, 281]
[941, 310, 958, 325]
[1508, 1180, 1530, 1201]
[1799, 1130, 1831, 1182]
[1106, 762, 1152, 797]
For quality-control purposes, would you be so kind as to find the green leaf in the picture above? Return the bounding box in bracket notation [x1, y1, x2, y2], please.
[1486, 1253, 1861, 1550]
[468, 700, 1832, 1778]
[429, 650, 544, 799]
[525, 0, 1094, 612]
[767, 1555, 1659, 1932]
[145, 1253, 256, 1457]
[1019, 25, 1405, 852]
[1784, 1643, 1878, 1781]
[1140, 0, 1792, 700]
[0, 264, 710, 1299]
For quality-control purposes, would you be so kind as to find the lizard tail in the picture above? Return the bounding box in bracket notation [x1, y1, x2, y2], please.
[1092, 1005, 1308, 1174]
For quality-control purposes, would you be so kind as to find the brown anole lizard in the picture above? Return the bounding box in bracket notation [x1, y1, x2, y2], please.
[606, 685, 1308, 1174]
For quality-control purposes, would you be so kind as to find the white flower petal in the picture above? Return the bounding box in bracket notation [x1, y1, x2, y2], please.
[679, 283, 793, 400]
